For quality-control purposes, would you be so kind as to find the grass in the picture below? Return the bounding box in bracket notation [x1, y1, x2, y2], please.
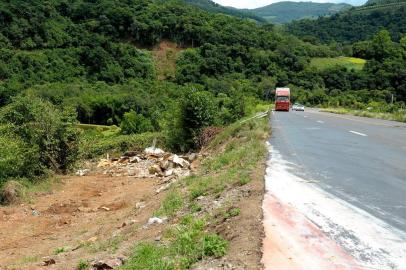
[310, 56, 366, 71]
[154, 189, 184, 217]
[16, 255, 40, 265]
[122, 217, 228, 270]
[89, 234, 126, 253]
[321, 107, 406, 122]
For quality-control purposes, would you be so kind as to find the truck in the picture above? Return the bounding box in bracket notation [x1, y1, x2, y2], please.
[275, 87, 290, 111]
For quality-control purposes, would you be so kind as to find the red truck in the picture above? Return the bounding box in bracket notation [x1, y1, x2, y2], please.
[275, 88, 290, 111]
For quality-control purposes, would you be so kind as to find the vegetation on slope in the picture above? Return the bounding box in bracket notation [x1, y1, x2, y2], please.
[251, 1, 351, 24]
[182, 0, 266, 22]
[286, 3, 406, 42]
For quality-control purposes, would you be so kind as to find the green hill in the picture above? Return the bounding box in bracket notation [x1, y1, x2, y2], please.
[286, 0, 406, 42]
[182, 0, 266, 22]
[250, 1, 351, 24]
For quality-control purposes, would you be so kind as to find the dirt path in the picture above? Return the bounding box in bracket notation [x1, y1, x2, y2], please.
[0, 173, 166, 269]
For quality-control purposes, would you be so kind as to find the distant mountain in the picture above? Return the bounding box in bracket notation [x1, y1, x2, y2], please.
[249, 1, 352, 24]
[182, 0, 266, 22]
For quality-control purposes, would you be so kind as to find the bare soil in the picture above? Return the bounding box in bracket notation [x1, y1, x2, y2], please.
[0, 173, 166, 269]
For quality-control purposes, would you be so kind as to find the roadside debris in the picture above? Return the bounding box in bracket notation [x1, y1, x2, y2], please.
[76, 169, 89, 176]
[92, 256, 126, 270]
[95, 147, 196, 181]
[147, 216, 168, 225]
[42, 257, 56, 266]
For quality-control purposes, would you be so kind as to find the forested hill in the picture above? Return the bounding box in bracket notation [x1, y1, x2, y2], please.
[365, 0, 405, 5]
[286, 1, 406, 43]
[182, 0, 266, 22]
[250, 1, 351, 24]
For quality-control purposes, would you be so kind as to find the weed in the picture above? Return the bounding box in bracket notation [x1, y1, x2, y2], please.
[202, 234, 228, 257]
[190, 202, 203, 213]
[77, 260, 89, 270]
[225, 208, 241, 219]
[54, 247, 66, 255]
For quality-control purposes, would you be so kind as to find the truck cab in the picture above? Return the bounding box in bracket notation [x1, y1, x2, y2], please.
[275, 88, 290, 111]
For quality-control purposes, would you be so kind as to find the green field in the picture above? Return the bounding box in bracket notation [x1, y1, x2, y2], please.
[310, 57, 366, 71]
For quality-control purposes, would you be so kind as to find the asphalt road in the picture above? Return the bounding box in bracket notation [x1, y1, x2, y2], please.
[270, 109, 406, 233]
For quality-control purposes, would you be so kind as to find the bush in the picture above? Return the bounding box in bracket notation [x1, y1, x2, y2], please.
[0, 95, 80, 175]
[120, 110, 154, 135]
[168, 90, 217, 151]
[0, 134, 41, 185]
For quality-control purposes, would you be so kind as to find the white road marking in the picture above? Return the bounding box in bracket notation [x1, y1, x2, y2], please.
[317, 120, 324, 124]
[304, 116, 308, 118]
[349, 131, 368, 137]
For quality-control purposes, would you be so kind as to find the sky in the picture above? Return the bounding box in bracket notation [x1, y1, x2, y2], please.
[212, 0, 367, 9]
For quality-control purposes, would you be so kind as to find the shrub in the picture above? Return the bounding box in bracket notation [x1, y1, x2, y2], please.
[0, 95, 80, 175]
[0, 134, 41, 184]
[120, 110, 154, 135]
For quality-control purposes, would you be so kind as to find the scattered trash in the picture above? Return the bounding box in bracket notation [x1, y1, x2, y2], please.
[94, 146, 195, 181]
[32, 210, 40, 216]
[76, 169, 89, 176]
[100, 206, 110, 211]
[145, 147, 165, 156]
[147, 216, 168, 225]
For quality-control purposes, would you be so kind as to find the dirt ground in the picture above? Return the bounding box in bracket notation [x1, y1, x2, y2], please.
[0, 173, 166, 269]
[0, 161, 266, 270]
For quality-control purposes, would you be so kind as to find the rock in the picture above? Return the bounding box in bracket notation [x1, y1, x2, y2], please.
[92, 257, 126, 269]
[148, 164, 162, 175]
[118, 156, 129, 164]
[171, 154, 190, 168]
[129, 156, 141, 163]
[188, 153, 198, 162]
[43, 257, 56, 266]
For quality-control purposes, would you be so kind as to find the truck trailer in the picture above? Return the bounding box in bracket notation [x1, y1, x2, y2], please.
[275, 88, 290, 111]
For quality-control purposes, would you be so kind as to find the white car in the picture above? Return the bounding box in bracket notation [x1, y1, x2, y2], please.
[293, 104, 305, 111]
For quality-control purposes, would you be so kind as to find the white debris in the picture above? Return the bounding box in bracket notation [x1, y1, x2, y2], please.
[147, 216, 168, 225]
[76, 169, 89, 176]
[145, 147, 165, 156]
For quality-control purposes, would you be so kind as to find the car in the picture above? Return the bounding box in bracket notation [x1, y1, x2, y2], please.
[292, 103, 305, 111]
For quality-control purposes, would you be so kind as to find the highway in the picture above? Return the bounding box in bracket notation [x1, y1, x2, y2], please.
[262, 109, 406, 270]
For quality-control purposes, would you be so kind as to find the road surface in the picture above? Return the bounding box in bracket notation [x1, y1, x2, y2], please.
[262, 109, 406, 270]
